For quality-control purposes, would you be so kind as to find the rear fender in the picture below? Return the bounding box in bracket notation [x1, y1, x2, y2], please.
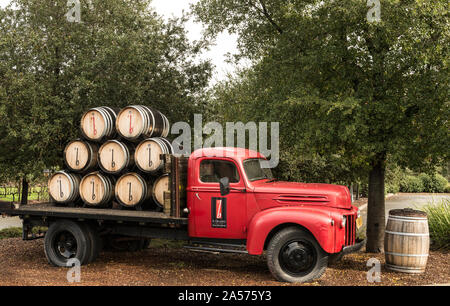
[246, 206, 335, 255]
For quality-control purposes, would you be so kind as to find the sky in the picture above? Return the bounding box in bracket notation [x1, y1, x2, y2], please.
[0, 0, 240, 84]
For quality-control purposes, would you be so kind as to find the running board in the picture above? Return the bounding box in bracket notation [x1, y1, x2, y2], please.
[184, 244, 248, 254]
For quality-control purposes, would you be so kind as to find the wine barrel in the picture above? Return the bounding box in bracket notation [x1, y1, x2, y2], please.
[115, 173, 152, 208]
[98, 140, 134, 174]
[134, 137, 173, 174]
[115, 105, 169, 141]
[80, 106, 118, 142]
[48, 171, 81, 204]
[385, 208, 429, 273]
[79, 172, 115, 207]
[63, 139, 98, 173]
[152, 174, 169, 208]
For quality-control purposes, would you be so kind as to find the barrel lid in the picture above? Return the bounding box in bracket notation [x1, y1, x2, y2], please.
[389, 208, 427, 218]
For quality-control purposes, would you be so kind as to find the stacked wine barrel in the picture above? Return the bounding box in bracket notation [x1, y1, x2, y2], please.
[48, 105, 172, 211]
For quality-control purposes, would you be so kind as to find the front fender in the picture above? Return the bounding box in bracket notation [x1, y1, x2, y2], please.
[246, 206, 336, 255]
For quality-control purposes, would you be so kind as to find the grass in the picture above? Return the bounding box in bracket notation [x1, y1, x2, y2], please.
[422, 198, 450, 251]
[0, 226, 48, 239]
[0, 186, 49, 203]
[0, 227, 22, 239]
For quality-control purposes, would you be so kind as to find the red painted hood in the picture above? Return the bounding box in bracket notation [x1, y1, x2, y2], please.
[251, 180, 352, 210]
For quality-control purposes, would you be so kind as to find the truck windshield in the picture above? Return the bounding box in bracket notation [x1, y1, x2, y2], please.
[243, 158, 274, 181]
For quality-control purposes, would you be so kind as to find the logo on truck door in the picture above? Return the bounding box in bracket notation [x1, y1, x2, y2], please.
[211, 197, 227, 228]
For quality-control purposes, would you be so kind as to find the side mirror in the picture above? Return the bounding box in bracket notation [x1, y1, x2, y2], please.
[219, 177, 230, 196]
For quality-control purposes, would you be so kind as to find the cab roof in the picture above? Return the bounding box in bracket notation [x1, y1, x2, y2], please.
[191, 147, 265, 162]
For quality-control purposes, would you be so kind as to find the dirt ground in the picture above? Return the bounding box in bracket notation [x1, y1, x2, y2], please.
[0, 238, 448, 286]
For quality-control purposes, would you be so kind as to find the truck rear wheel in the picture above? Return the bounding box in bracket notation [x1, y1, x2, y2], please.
[266, 227, 328, 283]
[44, 220, 91, 267]
[82, 223, 102, 264]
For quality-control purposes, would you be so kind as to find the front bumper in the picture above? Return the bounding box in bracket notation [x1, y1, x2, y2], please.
[341, 239, 366, 255]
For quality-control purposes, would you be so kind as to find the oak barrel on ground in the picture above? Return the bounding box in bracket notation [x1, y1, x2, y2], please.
[384, 208, 429, 273]
[80, 106, 118, 142]
[79, 172, 115, 207]
[134, 137, 173, 174]
[115, 172, 152, 209]
[98, 140, 134, 175]
[48, 171, 81, 204]
[63, 139, 98, 173]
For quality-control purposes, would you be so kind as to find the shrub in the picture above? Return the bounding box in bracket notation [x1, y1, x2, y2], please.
[423, 199, 450, 250]
[445, 184, 450, 193]
[0, 227, 22, 239]
[419, 173, 448, 193]
[400, 175, 424, 193]
[385, 182, 400, 194]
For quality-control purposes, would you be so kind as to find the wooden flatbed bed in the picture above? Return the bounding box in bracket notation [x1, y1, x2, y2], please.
[0, 202, 188, 225]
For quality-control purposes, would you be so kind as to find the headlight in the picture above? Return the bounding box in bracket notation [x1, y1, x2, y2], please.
[341, 215, 347, 228]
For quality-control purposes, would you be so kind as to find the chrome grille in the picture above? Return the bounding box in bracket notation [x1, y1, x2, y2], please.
[345, 214, 356, 246]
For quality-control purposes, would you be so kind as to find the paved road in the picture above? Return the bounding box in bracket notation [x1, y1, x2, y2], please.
[358, 193, 449, 232]
[0, 216, 22, 230]
[360, 193, 449, 215]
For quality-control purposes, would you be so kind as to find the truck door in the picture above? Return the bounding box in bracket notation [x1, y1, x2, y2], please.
[190, 158, 247, 239]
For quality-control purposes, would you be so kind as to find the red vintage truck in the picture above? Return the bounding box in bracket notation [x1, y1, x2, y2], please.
[0, 147, 364, 283]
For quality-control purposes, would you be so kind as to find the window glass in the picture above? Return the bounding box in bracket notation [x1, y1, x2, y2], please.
[200, 159, 240, 183]
[243, 158, 274, 181]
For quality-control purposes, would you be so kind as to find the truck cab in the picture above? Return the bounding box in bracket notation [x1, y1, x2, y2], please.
[187, 147, 364, 282]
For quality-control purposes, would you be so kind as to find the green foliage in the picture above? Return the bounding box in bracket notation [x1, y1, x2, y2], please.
[423, 199, 450, 250]
[0, 226, 47, 239]
[400, 175, 425, 193]
[445, 184, 450, 193]
[0, 0, 212, 180]
[196, 0, 449, 182]
[0, 227, 22, 239]
[418, 173, 448, 193]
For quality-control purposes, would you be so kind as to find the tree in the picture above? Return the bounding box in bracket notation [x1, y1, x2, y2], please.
[194, 0, 449, 252]
[0, 0, 212, 198]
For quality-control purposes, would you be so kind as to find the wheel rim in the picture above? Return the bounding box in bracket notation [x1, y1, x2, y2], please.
[53, 230, 77, 260]
[278, 239, 317, 277]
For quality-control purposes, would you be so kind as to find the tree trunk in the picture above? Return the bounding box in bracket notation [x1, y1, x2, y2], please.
[20, 177, 28, 205]
[366, 158, 386, 253]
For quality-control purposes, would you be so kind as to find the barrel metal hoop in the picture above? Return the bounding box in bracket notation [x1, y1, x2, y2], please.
[385, 230, 429, 237]
[385, 264, 426, 273]
[148, 107, 156, 138]
[388, 216, 428, 222]
[388, 215, 428, 221]
[93, 107, 108, 139]
[385, 251, 429, 257]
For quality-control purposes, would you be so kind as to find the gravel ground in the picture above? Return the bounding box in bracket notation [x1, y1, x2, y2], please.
[0, 238, 448, 286]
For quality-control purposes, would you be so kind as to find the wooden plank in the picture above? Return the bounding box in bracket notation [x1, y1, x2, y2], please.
[0, 202, 187, 225]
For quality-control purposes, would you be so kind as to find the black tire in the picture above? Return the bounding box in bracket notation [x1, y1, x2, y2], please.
[44, 220, 92, 267]
[266, 227, 328, 283]
[328, 252, 344, 265]
[82, 223, 102, 264]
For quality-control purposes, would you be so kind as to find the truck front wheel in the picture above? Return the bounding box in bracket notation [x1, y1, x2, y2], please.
[266, 227, 328, 283]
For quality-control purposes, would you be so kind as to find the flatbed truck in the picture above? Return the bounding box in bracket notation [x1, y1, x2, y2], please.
[0, 147, 365, 283]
